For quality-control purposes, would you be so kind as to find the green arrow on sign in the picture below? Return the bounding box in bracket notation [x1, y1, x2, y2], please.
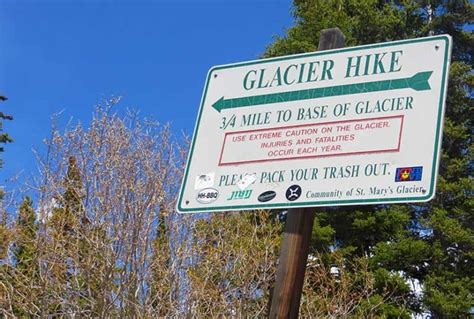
[212, 71, 432, 112]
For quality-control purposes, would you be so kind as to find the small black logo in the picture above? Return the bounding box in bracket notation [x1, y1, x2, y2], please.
[285, 185, 302, 201]
[258, 190, 276, 202]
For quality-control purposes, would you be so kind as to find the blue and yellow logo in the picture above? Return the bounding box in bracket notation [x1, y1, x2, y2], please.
[395, 166, 423, 182]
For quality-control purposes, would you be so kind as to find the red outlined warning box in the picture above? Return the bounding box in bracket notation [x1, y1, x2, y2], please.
[218, 115, 404, 166]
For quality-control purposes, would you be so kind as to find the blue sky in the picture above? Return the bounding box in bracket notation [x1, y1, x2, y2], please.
[0, 0, 293, 185]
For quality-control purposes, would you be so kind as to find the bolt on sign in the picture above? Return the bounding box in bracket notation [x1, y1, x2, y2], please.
[177, 35, 452, 213]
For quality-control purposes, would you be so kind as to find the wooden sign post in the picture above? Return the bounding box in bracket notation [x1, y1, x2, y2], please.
[269, 28, 346, 319]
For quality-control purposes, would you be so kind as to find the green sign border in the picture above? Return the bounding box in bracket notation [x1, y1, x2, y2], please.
[177, 35, 452, 213]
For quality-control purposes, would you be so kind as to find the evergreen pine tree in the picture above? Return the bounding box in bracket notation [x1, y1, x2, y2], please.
[150, 204, 173, 315]
[0, 95, 13, 168]
[48, 156, 85, 313]
[14, 196, 38, 277]
[63, 156, 84, 231]
[0, 209, 9, 260]
[11, 196, 39, 316]
[57, 155, 108, 315]
[420, 1, 473, 315]
[0, 95, 12, 260]
[50, 156, 83, 236]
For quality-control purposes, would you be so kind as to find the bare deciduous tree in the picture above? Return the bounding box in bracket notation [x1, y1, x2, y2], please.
[0, 99, 408, 317]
